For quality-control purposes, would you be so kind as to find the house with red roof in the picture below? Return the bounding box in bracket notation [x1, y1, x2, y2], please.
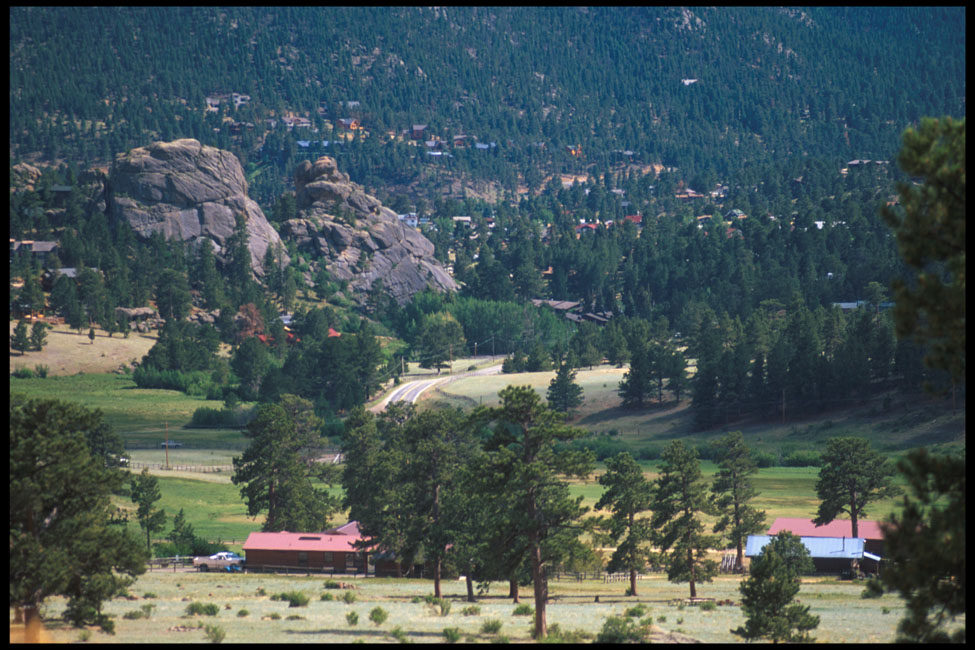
[242, 521, 372, 575]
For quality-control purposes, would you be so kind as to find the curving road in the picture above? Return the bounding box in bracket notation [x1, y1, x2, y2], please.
[369, 363, 502, 413]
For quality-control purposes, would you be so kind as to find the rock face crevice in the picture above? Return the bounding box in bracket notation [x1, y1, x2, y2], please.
[280, 156, 457, 305]
[108, 139, 285, 277]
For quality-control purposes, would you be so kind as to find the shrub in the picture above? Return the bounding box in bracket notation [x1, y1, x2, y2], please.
[186, 602, 220, 616]
[323, 580, 341, 589]
[267, 612, 281, 620]
[142, 592, 157, 599]
[624, 604, 647, 618]
[276, 591, 309, 607]
[320, 593, 333, 601]
[699, 600, 717, 611]
[480, 619, 503, 634]
[342, 590, 357, 604]
[33, 364, 49, 378]
[596, 616, 648, 644]
[346, 611, 359, 626]
[140, 603, 156, 619]
[443, 627, 462, 643]
[203, 624, 225, 643]
[77, 629, 92, 642]
[369, 606, 389, 626]
[425, 595, 451, 616]
[752, 450, 776, 468]
[123, 610, 144, 620]
[461, 605, 481, 616]
[512, 603, 533, 616]
[286, 614, 304, 620]
[389, 626, 408, 642]
[237, 609, 249, 618]
[784, 450, 822, 467]
[544, 623, 590, 643]
[12, 366, 34, 379]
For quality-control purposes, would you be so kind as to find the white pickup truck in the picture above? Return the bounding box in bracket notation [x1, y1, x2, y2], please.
[193, 551, 245, 572]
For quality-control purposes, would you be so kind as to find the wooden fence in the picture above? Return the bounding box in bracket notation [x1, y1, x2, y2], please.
[128, 461, 232, 473]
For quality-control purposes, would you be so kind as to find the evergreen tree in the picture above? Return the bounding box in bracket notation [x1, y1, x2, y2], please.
[595, 452, 655, 596]
[710, 431, 766, 573]
[232, 399, 338, 532]
[864, 449, 965, 643]
[129, 468, 167, 557]
[881, 117, 965, 386]
[732, 531, 819, 643]
[813, 437, 900, 538]
[618, 340, 652, 409]
[478, 385, 595, 638]
[10, 397, 146, 637]
[169, 508, 197, 556]
[651, 440, 719, 598]
[154, 268, 192, 323]
[29, 321, 49, 352]
[546, 360, 584, 413]
[11, 319, 32, 355]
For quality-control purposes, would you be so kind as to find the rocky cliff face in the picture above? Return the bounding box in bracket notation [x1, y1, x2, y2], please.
[108, 139, 285, 277]
[280, 156, 457, 305]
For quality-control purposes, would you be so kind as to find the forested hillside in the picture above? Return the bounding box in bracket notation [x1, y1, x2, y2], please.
[9, 7, 965, 203]
[9, 7, 965, 430]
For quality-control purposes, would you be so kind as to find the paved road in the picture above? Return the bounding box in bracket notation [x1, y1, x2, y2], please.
[369, 363, 502, 413]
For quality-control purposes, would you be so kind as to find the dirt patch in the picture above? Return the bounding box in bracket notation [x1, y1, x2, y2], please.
[9, 322, 157, 376]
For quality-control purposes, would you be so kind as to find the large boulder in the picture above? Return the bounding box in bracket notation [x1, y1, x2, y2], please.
[281, 157, 457, 305]
[108, 139, 286, 277]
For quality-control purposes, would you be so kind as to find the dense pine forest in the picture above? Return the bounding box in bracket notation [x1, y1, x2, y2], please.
[9, 7, 965, 430]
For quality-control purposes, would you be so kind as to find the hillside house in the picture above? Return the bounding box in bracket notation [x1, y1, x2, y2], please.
[337, 117, 362, 131]
[411, 124, 428, 140]
[10, 239, 59, 263]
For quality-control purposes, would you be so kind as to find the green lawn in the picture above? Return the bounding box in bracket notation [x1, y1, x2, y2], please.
[10, 373, 250, 448]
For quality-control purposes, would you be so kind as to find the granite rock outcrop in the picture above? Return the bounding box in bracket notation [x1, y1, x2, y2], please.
[108, 139, 285, 277]
[280, 156, 457, 305]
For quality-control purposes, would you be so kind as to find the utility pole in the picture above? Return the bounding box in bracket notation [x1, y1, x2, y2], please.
[165, 421, 170, 469]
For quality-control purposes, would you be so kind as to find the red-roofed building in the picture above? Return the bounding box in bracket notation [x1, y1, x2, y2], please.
[767, 517, 885, 557]
[327, 327, 342, 338]
[242, 521, 371, 574]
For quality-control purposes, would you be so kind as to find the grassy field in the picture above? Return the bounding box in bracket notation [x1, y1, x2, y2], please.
[9, 372, 248, 448]
[9, 321, 158, 377]
[20, 569, 954, 644]
[428, 363, 966, 457]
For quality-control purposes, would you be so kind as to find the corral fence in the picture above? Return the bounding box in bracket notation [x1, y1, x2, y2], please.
[147, 556, 195, 571]
[128, 461, 233, 474]
[552, 567, 666, 582]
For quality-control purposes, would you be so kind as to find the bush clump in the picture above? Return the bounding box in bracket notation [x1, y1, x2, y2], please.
[342, 590, 357, 604]
[369, 606, 389, 626]
[273, 591, 309, 607]
[480, 619, 503, 634]
[624, 604, 647, 618]
[203, 623, 225, 643]
[512, 603, 533, 616]
[443, 627, 462, 643]
[346, 611, 359, 626]
[186, 602, 221, 616]
[596, 616, 649, 644]
[461, 605, 481, 616]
